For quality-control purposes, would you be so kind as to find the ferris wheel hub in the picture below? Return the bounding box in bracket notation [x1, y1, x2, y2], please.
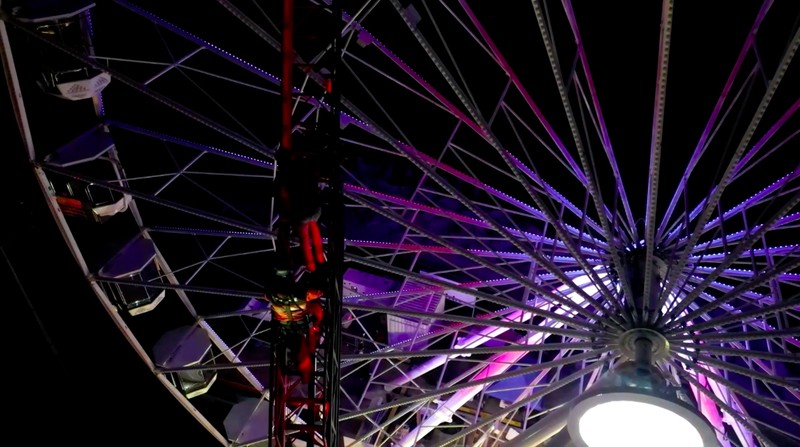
[618, 328, 670, 363]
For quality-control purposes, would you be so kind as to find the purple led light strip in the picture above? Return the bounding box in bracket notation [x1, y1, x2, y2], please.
[393, 275, 607, 446]
[657, 0, 775, 240]
[665, 107, 800, 245]
[344, 184, 606, 253]
[348, 23, 608, 241]
[561, 0, 638, 237]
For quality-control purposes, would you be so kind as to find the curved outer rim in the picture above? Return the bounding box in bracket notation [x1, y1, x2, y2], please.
[567, 390, 720, 447]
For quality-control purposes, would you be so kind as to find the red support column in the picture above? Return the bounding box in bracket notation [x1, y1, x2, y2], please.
[272, 0, 340, 445]
[273, 0, 294, 445]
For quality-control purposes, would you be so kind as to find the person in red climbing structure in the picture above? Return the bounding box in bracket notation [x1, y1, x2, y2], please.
[275, 138, 326, 273]
[266, 270, 325, 384]
[267, 131, 329, 383]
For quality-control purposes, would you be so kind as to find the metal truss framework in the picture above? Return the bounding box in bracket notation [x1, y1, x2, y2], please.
[2, 1, 798, 447]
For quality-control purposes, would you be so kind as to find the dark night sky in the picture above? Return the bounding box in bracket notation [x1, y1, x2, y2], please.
[2, 79, 220, 446]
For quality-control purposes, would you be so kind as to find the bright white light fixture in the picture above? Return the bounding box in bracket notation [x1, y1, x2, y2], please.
[567, 360, 719, 447]
[570, 391, 716, 447]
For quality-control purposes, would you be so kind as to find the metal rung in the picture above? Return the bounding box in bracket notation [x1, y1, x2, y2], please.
[287, 397, 324, 406]
[286, 423, 322, 431]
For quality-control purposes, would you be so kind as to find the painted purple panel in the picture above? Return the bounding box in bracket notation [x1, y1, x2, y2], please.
[45, 124, 113, 167]
[153, 325, 211, 368]
[99, 235, 157, 278]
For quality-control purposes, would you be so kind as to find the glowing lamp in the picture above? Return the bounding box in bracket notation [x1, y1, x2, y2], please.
[567, 360, 718, 447]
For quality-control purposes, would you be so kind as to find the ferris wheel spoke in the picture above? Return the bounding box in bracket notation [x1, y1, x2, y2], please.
[690, 266, 799, 285]
[178, 236, 237, 286]
[213, 0, 279, 53]
[688, 244, 800, 263]
[345, 249, 618, 331]
[344, 128, 623, 324]
[668, 169, 800, 250]
[95, 274, 259, 300]
[346, 167, 608, 316]
[341, 341, 598, 361]
[656, 192, 800, 326]
[532, 1, 619, 226]
[530, 0, 637, 323]
[746, 421, 800, 445]
[342, 275, 583, 327]
[112, 0, 288, 99]
[728, 112, 800, 184]
[375, 302, 608, 394]
[670, 360, 782, 447]
[153, 43, 268, 148]
[679, 211, 800, 255]
[670, 327, 800, 344]
[671, 341, 800, 365]
[390, 150, 468, 274]
[658, 26, 800, 320]
[665, 291, 800, 336]
[673, 353, 798, 390]
[344, 240, 594, 274]
[658, 224, 799, 326]
[560, 0, 638, 241]
[155, 359, 271, 374]
[424, 359, 606, 447]
[429, 156, 608, 251]
[40, 163, 273, 235]
[345, 193, 623, 327]
[659, 282, 796, 346]
[372, 0, 625, 318]
[107, 121, 274, 169]
[631, 0, 673, 323]
[340, 348, 609, 422]
[675, 358, 800, 439]
[508, 158, 608, 242]
[657, 0, 776, 241]
[455, 3, 589, 191]
[663, 254, 800, 331]
[340, 25, 603, 240]
[422, 363, 562, 446]
[696, 169, 800, 244]
[344, 303, 602, 340]
[446, 0, 588, 189]
[663, 127, 800, 248]
[375, 350, 608, 447]
[679, 286, 793, 333]
[340, 299, 587, 371]
[344, 183, 605, 254]
[114, 0, 346, 158]
[685, 279, 771, 309]
[210, 328, 271, 365]
[348, 402, 427, 447]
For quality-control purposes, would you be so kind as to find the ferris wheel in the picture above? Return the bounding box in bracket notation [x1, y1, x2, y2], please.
[1, 1, 799, 446]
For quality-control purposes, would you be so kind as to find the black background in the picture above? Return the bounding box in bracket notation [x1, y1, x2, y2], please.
[2, 77, 220, 445]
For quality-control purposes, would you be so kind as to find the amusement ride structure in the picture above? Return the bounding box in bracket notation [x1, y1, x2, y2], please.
[2, 1, 798, 446]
